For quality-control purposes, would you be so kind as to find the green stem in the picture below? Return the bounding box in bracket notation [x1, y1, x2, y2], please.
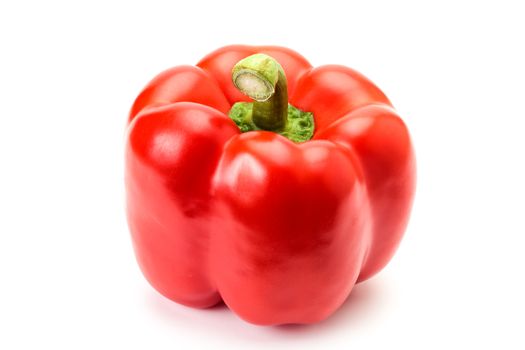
[232, 54, 288, 131]
[229, 53, 315, 143]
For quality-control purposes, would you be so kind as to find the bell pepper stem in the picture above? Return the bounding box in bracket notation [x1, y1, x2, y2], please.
[232, 54, 288, 131]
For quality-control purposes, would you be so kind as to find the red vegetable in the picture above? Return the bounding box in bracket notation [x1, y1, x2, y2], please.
[125, 45, 415, 325]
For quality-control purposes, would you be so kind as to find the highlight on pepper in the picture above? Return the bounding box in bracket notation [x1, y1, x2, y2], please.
[125, 45, 416, 325]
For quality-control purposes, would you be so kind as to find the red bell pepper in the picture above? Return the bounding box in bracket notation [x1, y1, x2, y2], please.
[125, 45, 415, 325]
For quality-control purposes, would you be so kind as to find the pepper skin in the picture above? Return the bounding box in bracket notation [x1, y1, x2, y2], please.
[125, 45, 415, 325]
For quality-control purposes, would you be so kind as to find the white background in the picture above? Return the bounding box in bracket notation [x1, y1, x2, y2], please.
[1, 1, 524, 349]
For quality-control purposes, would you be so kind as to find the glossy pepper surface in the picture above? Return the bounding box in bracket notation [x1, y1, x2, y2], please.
[125, 45, 416, 325]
